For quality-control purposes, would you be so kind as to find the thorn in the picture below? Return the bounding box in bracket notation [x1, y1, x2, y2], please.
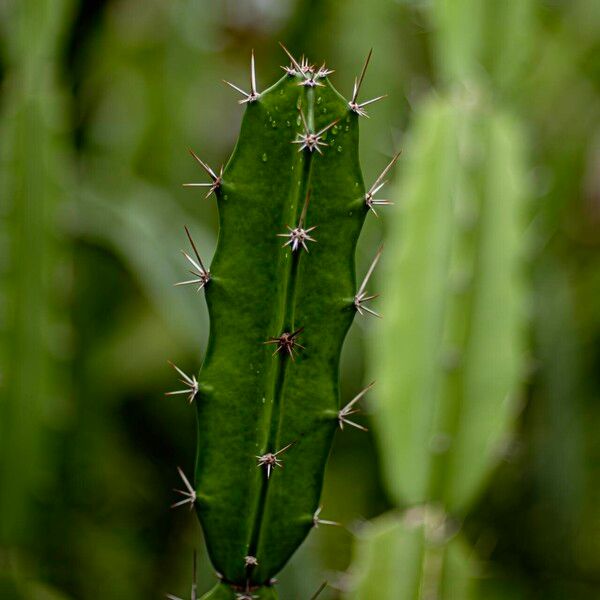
[184, 149, 223, 198]
[279, 42, 309, 79]
[299, 62, 325, 88]
[166, 361, 199, 404]
[309, 582, 329, 600]
[316, 62, 334, 79]
[277, 224, 318, 252]
[264, 327, 305, 360]
[244, 555, 258, 568]
[351, 94, 388, 118]
[293, 108, 339, 154]
[313, 507, 340, 528]
[348, 48, 386, 116]
[352, 48, 373, 104]
[317, 118, 340, 137]
[175, 226, 211, 292]
[222, 50, 260, 104]
[338, 382, 374, 431]
[256, 442, 294, 478]
[277, 190, 317, 252]
[250, 49, 258, 98]
[365, 151, 401, 214]
[171, 466, 197, 509]
[354, 246, 383, 317]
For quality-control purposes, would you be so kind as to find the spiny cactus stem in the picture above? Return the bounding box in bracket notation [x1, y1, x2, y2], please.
[338, 382, 375, 431]
[171, 466, 197, 509]
[186, 49, 374, 587]
[247, 83, 320, 565]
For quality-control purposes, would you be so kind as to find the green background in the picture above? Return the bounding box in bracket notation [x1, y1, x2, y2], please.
[0, 0, 598, 598]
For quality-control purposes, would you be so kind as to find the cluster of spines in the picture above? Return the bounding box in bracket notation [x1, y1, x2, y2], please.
[165, 44, 399, 597]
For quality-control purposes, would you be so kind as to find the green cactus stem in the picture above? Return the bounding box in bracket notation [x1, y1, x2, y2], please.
[167, 47, 393, 598]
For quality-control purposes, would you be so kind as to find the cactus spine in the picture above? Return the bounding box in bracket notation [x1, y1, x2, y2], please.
[167, 47, 390, 599]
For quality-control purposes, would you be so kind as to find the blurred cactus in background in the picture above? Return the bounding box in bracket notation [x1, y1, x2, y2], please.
[347, 94, 529, 598]
[346, 1, 531, 598]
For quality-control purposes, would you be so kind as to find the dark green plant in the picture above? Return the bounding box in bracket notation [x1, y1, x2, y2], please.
[166, 47, 394, 600]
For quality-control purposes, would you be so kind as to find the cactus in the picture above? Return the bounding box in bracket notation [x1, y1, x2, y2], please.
[345, 94, 528, 598]
[167, 47, 393, 599]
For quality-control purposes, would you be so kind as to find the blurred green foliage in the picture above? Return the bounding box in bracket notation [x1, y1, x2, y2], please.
[0, 1, 598, 598]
